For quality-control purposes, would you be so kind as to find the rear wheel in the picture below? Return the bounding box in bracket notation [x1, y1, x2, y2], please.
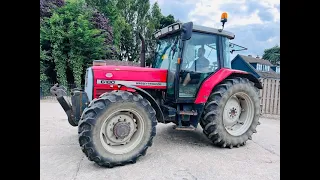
[78, 90, 157, 167]
[200, 77, 261, 148]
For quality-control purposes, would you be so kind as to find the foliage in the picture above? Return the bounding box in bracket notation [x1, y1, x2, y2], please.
[144, 2, 176, 65]
[40, 0, 177, 84]
[91, 10, 117, 58]
[151, 2, 162, 29]
[262, 45, 280, 66]
[40, 45, 50, 82]
[85, 0, 177, 62]
[40, 0, 110, 87]
[160, 14, 175, 28]
[40, 0, 65, 20]
[85, 0, 135, 60]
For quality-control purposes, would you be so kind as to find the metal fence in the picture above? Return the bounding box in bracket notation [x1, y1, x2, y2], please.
[259, 78, 280, 115]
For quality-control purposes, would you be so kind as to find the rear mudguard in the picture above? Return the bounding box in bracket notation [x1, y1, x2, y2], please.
[50, 84, 89, 126]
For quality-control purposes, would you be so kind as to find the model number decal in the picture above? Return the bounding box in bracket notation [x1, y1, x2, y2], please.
[97, 80, 115, 84]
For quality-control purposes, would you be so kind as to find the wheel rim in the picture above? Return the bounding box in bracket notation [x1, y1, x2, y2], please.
[223, 92, 255, 136]
[100, 109, 145, 154]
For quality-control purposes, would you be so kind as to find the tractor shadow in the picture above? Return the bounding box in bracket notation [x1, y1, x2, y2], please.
[157, 123, 217, 148]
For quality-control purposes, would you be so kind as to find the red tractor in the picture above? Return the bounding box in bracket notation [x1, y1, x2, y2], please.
[50, 13, 262, 167]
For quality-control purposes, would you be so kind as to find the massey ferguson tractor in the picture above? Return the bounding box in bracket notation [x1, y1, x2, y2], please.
[50, 13, 262, 167]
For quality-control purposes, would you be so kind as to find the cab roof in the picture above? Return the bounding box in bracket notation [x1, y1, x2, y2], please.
[154, 22, 235, 40]
[192, 24, 235, 39]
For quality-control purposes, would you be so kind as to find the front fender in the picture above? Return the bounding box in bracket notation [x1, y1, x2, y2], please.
[118, 84, 165, 123]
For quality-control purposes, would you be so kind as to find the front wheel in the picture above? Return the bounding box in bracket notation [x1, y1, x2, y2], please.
[200, 77, 261, 148]
[78, 91, 157, 167]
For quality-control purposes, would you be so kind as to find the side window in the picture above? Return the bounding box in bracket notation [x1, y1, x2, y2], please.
[222, 36, 231, 68]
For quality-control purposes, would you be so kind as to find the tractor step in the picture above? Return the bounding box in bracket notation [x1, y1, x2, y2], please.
[161, 104, 177, 117]
[178, 110, 197, 116]
[173, 125, 196, 131]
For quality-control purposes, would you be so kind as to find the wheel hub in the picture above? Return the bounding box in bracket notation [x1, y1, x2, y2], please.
[224, 96, 241, 124]
[103, 114, 137, 146]
[223, 92, 255, 136]
[100, 109, 145, 155]
[229, 107, 238, 118]
[113, 122, 131, 139]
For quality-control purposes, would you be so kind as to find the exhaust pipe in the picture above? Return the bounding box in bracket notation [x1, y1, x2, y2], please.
[138, 32, 145, 67]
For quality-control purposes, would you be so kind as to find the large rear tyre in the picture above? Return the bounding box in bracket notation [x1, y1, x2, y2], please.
[200, 77, 261, 148]
[78, 90, 157, 167]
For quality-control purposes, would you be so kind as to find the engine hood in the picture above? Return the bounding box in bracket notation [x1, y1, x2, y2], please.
[92, 65, 166, 73]
[91, 65, 168, 90]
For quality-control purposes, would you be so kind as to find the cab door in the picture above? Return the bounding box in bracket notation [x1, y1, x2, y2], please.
[178, 32, 220, 99]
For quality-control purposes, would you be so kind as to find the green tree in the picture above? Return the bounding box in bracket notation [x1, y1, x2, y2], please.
[84, 0, 176, 63]
[262, 45, 280, 66]
[132, 0, 151, 62]
[40, 0, 65, 22]
[85, 0, 107, 8]
[40, 45, 50, 82]
[151, 2, 162, 29]
[40, 0, 109, 87]
[160, 14, 175, 28]
[104, 0, 126, 49]
[85, 0, 119, 45]
[144, 2, 176, 65]
[116, 0, 136, 23]
[85, 0, 133, 60]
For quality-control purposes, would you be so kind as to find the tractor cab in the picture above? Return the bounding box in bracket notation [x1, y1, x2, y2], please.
[152, 16, 235, 102]
[149, 13, 250, 129]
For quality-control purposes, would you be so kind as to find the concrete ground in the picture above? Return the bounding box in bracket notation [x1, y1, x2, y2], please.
[40, 101, 280, 180]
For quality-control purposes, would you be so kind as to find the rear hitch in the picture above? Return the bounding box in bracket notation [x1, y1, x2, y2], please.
[50, 83, 89, 126]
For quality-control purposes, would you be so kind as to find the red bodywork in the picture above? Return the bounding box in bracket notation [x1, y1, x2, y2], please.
[92, 66, 167, 98]
[194, 68, 248, 104]
[92, 66, 248, 104]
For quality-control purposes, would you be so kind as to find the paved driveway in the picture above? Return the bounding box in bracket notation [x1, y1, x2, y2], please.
[40, 101, 280, 180]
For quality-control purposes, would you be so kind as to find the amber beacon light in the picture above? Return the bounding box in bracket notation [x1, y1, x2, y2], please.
[221, 12, 228, 23]
[219, 12, 228, 32]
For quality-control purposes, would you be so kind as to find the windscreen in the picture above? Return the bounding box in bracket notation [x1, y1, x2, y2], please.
[152, 33, 181, 69]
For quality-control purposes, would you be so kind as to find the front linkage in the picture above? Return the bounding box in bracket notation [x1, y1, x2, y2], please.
[50, 83, 89, 126]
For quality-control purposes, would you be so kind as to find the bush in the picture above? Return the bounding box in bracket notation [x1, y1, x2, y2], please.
[40, 0, 65, 19]
[40, 0, 112, 87]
